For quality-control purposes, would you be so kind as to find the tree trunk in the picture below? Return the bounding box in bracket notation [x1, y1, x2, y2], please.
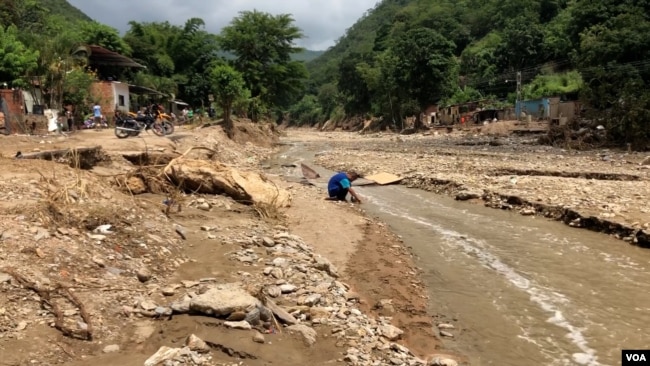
[223, 104, 234, 139]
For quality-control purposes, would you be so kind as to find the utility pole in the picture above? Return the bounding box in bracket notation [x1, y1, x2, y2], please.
[516, 71, 522, 122]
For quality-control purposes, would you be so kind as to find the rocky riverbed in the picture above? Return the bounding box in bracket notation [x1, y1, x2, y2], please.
[0, 123, 458, 366]
[291, 127, 650, 247]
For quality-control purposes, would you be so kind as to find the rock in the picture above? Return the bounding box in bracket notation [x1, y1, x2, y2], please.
[175, 225, 187, 240]
[155, 307, 172, 317]
[185, 334, 210, 353]
[161, 287, 176, 296]
[287, 324, 317, 346]
[261, 237, 276, 247]
[144, 346, 182, 366]
[379, 324, 404, 341]
[437, 323, 455, 330]
[0, 272, 11, 284]
[270, 267, 284, 279]
[313, 256, 339, 278]
[309, 307, 331, 320]
[455, 190, 481, 201]
[164, 159, 292, 207]
[34, 228, 50, 241]
[136, 268, 152, 283]
[102, 344, 120, 353]
[429, 356, 459, 366]
[171, 296, 192, 314]
[15, 321, 27, 330]
[224, 320, 252, 330]
[302, 294, 322, 306]
[252, 330, 265, 343]
[140, 300, 157, 311]
[266, 286, 282, 298]
[227, 311, 247, 321]
[440, 330, 454, 337]
[197, 202, 211, 211]
[279, 284, 297, 293]
[264, 297, 298, 325]
[189, 283, 260, 316]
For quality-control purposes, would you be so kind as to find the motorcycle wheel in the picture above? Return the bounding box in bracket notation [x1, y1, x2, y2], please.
[115, 127, 130, 139]
[162, 121, 174, 135]
[152, 123, 165, 136]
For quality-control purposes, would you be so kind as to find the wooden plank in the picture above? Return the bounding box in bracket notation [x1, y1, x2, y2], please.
[364, 172, 403, 185]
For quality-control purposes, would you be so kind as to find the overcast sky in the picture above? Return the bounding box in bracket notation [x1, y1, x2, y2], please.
[67, 0, 380, 50]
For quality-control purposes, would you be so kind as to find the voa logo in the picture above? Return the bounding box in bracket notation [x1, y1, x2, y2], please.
[626, 353, 647, 362]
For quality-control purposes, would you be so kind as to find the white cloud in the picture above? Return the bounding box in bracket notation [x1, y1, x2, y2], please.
[67, 0, 380, 50]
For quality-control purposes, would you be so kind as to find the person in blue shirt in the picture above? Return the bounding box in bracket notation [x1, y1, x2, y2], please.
[92, 102, 102, 128]
[326, 171, 362, 203]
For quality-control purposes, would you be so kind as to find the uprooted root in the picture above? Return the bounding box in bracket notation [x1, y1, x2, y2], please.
[2, 267, 93, 341]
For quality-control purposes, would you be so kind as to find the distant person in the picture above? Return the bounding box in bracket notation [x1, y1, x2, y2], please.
[326, 171, 362, 203]
[93, 102, 102, 129]
[65, 107, 73, 132]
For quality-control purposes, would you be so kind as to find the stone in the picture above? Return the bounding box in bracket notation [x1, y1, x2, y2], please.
[252, 330, 265, 343]
[15, 321, 27, 330]
[279, 284, 297, 294]
[136, 268, 152, 283]
[0, 272, 11, 284]
[313, 256, 339, 278]
[270, 267, 284, 279]
[302, 294, 322, 307]
[144, 346, 183, 366]
[189, 283, 260, 316]
[224, 320, 252, 330]
[185, 334, 210, 353]
[227, 311, 247, 321]
[455, 190, 481, 201]
[309, 307, 331, 320]
[171, 296, 192, 314]
[266, 286, 281, 298]
[287, 324, 317, 346]
[429, 356, 458, 366]
[437, 323, 455, 330]
[264, 297, 298, 325]
[379, 324, 404, 341]
[102, 344, 120, 353]
[261, 237, 276, 247]
[161, 287, 176, 296]
[140, 300, 157, 311]
[175, 225, 187, 240]
[440, 330, 454, 338]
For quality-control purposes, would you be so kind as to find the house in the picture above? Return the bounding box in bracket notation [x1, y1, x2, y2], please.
[516, 97, 581, 122]
[74, 45, 145, 122]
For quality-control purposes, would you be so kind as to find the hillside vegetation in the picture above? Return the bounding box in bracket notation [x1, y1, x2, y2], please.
[296, 0, 650, 148]
[1, 0, 649, 148]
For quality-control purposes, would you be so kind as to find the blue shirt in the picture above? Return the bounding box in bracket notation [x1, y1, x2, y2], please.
[93, 105, 101, 117]
[328, 172, 351, 192]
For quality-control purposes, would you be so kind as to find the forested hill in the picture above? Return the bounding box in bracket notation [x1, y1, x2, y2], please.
[40, 0, 91, 23]
[299, 0, 650, 147]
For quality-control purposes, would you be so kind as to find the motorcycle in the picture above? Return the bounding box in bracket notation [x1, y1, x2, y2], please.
[82, 115, 108, 129]
[128, 108, 174, 135]
[114, 111, 165, 139]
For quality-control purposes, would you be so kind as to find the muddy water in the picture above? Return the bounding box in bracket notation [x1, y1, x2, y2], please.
[274, 142, 650, 366]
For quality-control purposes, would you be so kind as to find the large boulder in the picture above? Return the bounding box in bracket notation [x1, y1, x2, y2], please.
[164, 159, 291, 207]
[189, 283, 261, 317]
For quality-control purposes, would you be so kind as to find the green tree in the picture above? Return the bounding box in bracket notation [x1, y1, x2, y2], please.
[0, 25, 38, 87]
[79, 22, 131, 55]
[208, 64, 248, 138]
[389, 28, 456, 128]
[219, 10, 307, 117]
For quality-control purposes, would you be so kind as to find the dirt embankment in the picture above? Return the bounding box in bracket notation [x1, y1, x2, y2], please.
[293, 127, 650, 248]
[0, 122, 458, 366]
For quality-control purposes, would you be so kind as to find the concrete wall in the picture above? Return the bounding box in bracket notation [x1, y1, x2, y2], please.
[113, 82, 130, 113]
[516, 98, 550, 119]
